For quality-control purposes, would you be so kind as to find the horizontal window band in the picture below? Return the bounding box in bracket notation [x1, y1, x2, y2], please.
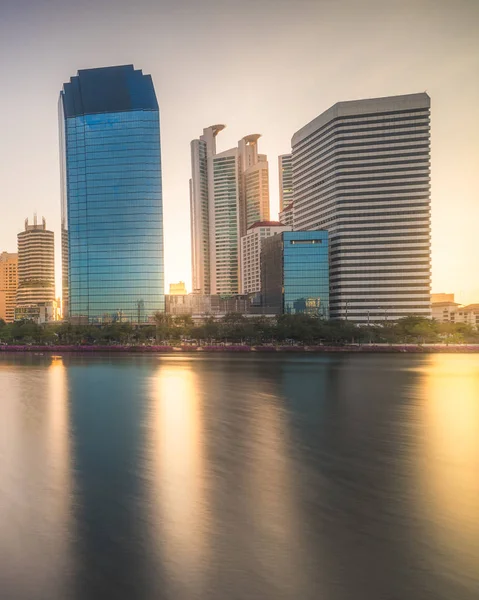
[294, 144, 430, 184]
[294, 134, 430, 175]
[294, 154, 430, 189]
[293, 108, 429, 149]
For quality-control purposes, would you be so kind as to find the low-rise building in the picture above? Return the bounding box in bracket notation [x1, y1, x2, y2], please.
[15, 300, 60, 325]
[261, 231, 329, 317]
[166, 294, 272, 319]
[167, 294, 250, 316]
[432, 301, 479, 330]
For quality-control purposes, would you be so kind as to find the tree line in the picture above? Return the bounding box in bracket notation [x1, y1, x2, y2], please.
[0, 313, 478, 345]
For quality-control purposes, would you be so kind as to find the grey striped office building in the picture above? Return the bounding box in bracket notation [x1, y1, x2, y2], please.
[292, 93, 431, 323]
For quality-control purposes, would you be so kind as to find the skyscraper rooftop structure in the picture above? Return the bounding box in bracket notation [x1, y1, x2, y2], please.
[59, 65, 164, 323]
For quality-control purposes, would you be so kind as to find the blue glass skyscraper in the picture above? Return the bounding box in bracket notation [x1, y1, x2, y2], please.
[59, 65, 164, 323]
[261, 231, 329, 317]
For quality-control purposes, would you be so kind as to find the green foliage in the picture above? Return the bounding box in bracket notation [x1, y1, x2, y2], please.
[0, 315, 477, 346]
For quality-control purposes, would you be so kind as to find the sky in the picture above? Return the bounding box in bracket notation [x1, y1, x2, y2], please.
[0, 0, 478, 303]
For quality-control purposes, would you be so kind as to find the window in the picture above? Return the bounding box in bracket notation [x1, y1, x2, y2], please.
[290, 239, 322, 245]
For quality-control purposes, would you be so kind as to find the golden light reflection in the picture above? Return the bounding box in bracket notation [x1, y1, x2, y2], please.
[47, 356, 73, 527]
[245, 391, 311, 597]
[420, 355, 479, 578]
[0, 357, 73, 598]
[148, 359, 209, 594]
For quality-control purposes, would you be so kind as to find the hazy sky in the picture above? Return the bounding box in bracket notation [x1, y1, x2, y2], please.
[0, 0, 478, 303]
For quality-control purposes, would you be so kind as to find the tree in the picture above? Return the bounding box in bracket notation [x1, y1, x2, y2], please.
[153, 312, 174, 342]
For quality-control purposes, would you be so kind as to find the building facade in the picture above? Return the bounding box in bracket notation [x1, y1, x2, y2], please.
[190, 125, 224, 294]
[190, 128, 270, 296]
[432, 301, 479, 330]
[15, 301, 60, 324]
[59, 65, 164, 323]
[278, 153, 293, 212]
[261, 231, 329, 317]
[292, 93, 431, 323]
[211, 147, 241, 295]
[279, 202, 294, 227]
[166, 294, 254, 317]
[239, 135, 270, 236]
[240, 221, 291, 294]
[16, 217, 55, 321]
[0, 252, 18, 323]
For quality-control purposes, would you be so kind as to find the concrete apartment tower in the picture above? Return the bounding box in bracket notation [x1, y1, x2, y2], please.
[190, 127, 270, 296]
[16, 216, 55, 312]
[0, 252, 18, 323]
[292, 93, 432, 323]
[278, 153, 293, 213]
[190, 125, 224, 294]
[238, 134, 270, 237]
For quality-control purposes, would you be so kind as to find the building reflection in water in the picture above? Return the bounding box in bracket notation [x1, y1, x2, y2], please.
[0, 356, 73, 599]
[242, 385, 311, 599]
[148, 358, 210, 599]
[419, 355, 479, 585]
[147, 356, 312, 599]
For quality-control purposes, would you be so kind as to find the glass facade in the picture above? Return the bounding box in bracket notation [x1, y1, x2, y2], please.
[59, 66, 164, 323]
[261, 231, 329, 317]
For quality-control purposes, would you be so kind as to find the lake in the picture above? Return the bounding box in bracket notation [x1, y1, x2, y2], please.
[0, 353, 478, 600]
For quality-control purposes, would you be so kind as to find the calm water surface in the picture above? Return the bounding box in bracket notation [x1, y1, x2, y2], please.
[0, 353, 478, 600]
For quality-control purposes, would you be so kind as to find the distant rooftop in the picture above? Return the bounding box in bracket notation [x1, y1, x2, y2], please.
[431, 301, 461, 307]
[248, 221, 284, 230]
[61, 65, 158, 118]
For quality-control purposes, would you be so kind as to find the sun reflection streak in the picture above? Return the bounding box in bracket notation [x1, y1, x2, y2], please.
[244, 389, 311, 598]
[47, 356, 73, 527]
[0, 356, 74, 598]
[420, 355, 479, 579]
[148, 359, 209, 596]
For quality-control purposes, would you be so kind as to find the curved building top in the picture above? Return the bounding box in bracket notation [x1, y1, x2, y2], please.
[291, 92, 430, 148]
[61, 64, 159, 118]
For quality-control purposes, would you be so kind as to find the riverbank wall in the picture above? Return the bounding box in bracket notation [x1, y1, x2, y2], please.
[1, 344, 478, 353]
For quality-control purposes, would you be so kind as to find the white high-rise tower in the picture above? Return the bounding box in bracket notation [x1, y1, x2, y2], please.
[190, 127, 270, 296]
[292, 93, 431, 323]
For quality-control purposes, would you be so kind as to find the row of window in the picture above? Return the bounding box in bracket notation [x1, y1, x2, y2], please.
[293, 108, 429, 152]
[294, 150, 430, 190]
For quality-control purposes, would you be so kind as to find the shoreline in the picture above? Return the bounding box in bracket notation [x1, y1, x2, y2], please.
[1, 344, 479, 354]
